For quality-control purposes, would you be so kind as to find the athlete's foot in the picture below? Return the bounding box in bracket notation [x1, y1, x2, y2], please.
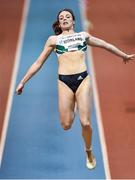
[85, 147, 96, 170]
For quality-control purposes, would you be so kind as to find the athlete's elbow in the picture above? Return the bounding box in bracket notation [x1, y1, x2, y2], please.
[35, 60, 44, 69]
[105, 43, 115, 51]
[30, 62, 42, 74]
[94, 40, 109, 49]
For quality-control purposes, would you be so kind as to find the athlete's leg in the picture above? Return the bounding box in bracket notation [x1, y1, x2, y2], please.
[58, 80, 76, 130]
[76, 75, 93, 149]
[75, 75, 96, 169]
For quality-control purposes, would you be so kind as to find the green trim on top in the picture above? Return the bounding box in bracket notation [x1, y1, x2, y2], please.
[56, 45, 68, 54]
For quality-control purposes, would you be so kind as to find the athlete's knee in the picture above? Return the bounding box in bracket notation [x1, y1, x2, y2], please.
[60, 112, 75, 130]
[81, 119, 92, 130]
[61, 122, 72, 130]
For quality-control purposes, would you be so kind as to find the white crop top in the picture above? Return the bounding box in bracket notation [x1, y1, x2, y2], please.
[55, 32, 87, 57]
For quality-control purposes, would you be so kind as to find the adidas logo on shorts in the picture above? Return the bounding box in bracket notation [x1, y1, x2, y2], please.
[77, 75, 83, 80]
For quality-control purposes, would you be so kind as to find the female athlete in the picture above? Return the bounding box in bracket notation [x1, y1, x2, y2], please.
[16, 9, 134, 169]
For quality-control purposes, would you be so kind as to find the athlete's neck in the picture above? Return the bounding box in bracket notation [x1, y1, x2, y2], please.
[61, 29, 75, 35]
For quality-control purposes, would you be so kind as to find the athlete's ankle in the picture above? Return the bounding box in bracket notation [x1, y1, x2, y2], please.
[85, 146, 92, 152]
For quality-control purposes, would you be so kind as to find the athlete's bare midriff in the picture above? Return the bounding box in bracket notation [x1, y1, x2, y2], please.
[58, 51, 87, 75]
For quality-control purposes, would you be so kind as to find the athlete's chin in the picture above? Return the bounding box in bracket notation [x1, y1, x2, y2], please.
[61, 25, 72, 29]
[62, 27, 72, 31]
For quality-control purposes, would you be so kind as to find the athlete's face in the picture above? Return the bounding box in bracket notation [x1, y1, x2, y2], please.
[58, 11, 74, 30]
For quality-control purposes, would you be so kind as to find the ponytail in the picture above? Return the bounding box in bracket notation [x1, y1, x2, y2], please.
[52, 21, 62, 35]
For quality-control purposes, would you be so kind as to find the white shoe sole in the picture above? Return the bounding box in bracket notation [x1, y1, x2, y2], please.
[86, 157, 96, 169]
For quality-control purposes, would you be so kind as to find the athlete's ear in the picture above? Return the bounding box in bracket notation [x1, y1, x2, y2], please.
[73, 21, 75, 25]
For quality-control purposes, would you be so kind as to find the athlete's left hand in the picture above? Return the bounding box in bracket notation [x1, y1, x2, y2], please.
[123, 54, 135, 64]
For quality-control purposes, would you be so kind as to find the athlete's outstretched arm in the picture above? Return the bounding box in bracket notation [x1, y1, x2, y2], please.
[83, 32, 135, 63]
[16, 36, 55, 95]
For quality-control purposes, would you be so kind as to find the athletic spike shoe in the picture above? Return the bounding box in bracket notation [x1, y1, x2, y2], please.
[86, 147, 96, 170]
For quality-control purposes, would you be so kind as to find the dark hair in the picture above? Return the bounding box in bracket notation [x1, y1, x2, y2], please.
[52, 8, 75, 35]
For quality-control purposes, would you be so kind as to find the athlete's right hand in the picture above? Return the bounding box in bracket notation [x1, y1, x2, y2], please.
[16, 83, 24, 95]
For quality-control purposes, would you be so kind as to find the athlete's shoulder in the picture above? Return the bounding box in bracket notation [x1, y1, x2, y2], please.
[79, 31, 92, 39]
[46, 35, 57, 46]
[48, 35, 57, 42]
